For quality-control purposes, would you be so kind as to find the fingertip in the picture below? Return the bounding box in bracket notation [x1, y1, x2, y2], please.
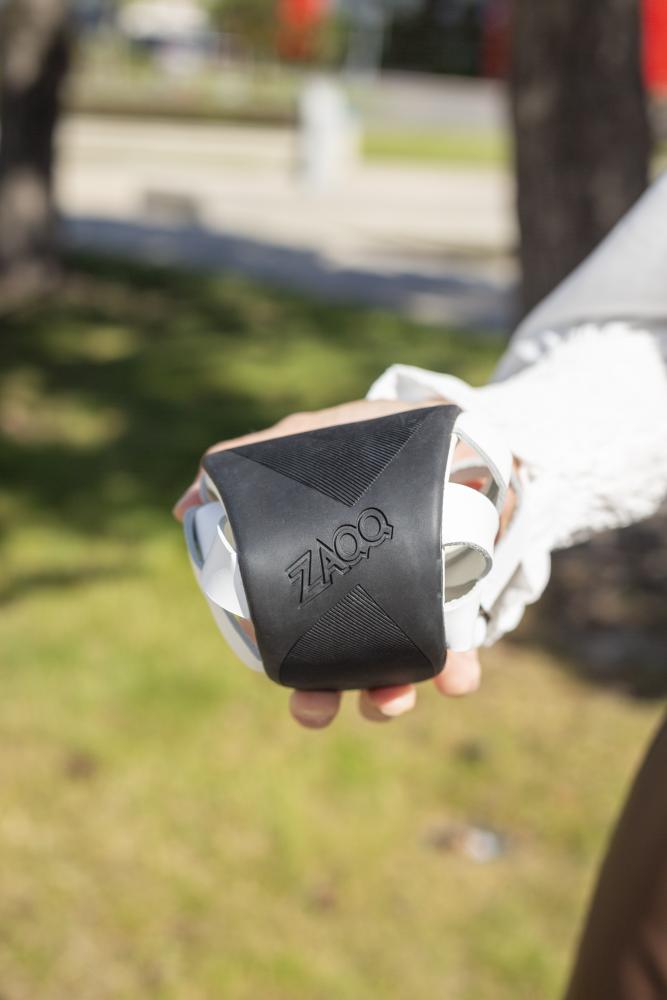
[434, 650, 481, 697]
[367, 684, 417, 717]
[358, 690, 392, 722]
[290, 689, 341, 729]
[359, 684, 416, 722]
[172, 483, 201, 522]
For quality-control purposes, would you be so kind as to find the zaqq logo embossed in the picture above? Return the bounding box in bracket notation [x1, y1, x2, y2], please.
[286, 508, 393, 606]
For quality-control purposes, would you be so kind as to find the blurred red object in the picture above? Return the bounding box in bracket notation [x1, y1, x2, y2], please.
[481, 0, 511, 79]
[278, 0, 330, 60]
[643, 0, 667, 94]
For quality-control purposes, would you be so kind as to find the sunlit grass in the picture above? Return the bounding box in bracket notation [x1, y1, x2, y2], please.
[0, 257, 661, 999]
[364, 128, 510, 168]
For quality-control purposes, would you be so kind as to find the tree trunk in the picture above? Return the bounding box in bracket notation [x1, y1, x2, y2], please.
[0, 0, 71, 288]
[510, 0, 651, 314]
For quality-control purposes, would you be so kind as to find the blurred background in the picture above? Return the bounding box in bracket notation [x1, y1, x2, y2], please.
[0, 1, 666, 997]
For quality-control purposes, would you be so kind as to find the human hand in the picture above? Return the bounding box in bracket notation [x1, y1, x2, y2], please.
[174, 399, 512, 728]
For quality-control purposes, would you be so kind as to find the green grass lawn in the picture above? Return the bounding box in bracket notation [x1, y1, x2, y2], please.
[363, 128, 510, 168]
[0, 258, 662, 999]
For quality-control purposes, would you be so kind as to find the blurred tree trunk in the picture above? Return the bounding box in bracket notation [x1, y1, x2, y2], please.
[0, 0, 71, 293]
[510, 0, 651, 314]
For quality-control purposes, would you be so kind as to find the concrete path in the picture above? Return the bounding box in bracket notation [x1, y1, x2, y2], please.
[58, 115, 518, 330]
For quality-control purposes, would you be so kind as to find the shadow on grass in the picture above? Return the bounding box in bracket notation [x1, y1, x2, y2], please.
[0, 252, 502, 543]
[63, 215, 515, 331]
[514, 514, 667, 700]
[0, 564, 135, 608]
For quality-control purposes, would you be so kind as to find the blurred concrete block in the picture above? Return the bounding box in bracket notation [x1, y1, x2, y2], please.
[141, 189, 201, 228]
[296, 76, 360, 191]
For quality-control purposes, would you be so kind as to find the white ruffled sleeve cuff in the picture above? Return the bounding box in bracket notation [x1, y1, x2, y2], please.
[367, 321, 667, 645]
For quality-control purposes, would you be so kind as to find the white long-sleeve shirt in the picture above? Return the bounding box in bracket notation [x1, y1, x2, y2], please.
[367, 174, 667, 644]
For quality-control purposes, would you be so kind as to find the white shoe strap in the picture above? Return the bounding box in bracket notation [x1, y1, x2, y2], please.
[453, 410, 512, 512]
[442, 481, 498, 587]
[441, 481, 499, 651]
[185, 502, 249, 618]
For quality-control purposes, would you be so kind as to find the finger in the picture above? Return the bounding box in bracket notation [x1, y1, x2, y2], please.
[290, 689, 341, 729]
[359, 684, 416, 722]
[172, 482, 202, 522]
[433, 649, 481, 697]
[366, 684, 417, 718]
[359, 691, 392, 722]
[499, 461, 520, 538]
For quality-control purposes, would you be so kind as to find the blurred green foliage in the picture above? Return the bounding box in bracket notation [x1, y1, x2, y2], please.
[0, 257, 660, 999]
[212, 0, 278, 59]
